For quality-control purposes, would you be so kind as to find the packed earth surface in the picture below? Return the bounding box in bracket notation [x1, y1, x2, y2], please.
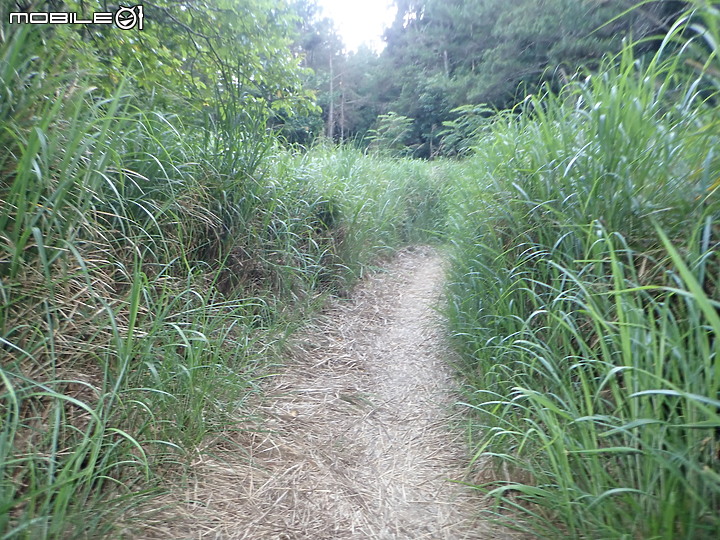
[142, 247, 520, 539]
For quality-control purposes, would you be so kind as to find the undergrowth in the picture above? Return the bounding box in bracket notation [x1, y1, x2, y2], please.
[4, 1, 720, 539]
[0, 24, 445, 539]
[446, 3, 720, 538]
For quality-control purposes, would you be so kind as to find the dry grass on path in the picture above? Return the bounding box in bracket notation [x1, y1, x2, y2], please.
[138, 246, 519, 539]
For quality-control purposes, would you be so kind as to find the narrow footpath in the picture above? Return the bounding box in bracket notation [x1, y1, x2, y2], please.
[143, 247, 518, 539]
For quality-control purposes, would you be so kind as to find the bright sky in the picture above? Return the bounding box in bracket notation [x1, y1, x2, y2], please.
[315, 0, 397, 52]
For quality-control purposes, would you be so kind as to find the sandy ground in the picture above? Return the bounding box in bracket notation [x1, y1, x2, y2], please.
[138, 247, 518, 539]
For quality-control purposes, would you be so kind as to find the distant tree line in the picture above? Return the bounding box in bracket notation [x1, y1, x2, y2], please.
[11, 0, 688, 156]
[289, 0, 690, 157]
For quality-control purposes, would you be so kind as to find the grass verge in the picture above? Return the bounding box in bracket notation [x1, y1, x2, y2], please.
[445, 4, 720, 537]
[0, 24, 447, 538]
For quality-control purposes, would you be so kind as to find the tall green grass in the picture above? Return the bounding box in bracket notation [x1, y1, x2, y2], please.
[0, 24, 446, 538]
[446, 4, 720, 538]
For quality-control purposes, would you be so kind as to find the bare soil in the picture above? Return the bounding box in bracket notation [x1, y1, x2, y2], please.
[139, 246, 518, 539]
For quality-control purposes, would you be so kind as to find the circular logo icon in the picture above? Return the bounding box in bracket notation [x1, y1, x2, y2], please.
[115, 6, 139, 30]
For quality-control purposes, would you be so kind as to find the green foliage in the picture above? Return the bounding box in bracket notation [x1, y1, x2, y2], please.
[286, 0, 346, 142]
[282, 1, 686, 152]
[0, 15, 446, 537]
[4, 2, 720, 538]
[438, 104, 494, 157]
[366, 112, 415, 157]
[364, 0, 688, 156]
[445, 6, 720, 537]
[10, 0, 315, 117]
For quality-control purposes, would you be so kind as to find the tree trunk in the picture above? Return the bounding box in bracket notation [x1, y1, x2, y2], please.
[340, 79, 345, 141]
[327, 54, 334, 139]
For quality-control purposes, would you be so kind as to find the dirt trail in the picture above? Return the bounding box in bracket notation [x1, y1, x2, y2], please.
[142, 247, 515, 539]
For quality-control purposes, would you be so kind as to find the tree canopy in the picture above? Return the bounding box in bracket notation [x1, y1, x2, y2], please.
[6, 0, 689, 155]
[294, 0, 688, 156]
[5, 0, 316, 122]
